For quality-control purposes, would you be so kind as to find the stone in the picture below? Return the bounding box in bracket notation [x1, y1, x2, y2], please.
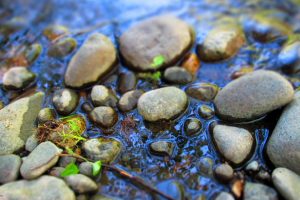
[214, 70, 294, 121]
[65, 33, 117, 88]
[184, 118, 202, 136]
[37, 107, 56, 124]
[49, 166, 64, 178]
[58, 156, 76, 168]
[180, 53, 200, 75]
[79, 162, 93, 177]
[3, 67, 35, 90]
[81, 102, 93, 113]
[25, 43, 42, 64]
[43, 24, 69, 41]
[0, 175, 75, 200]
[277, 39, 300, 73]
[267, 91, 300, 174]
[53, 88, 79, 115]
[212, 125, 254, 165]
[48, 37, 77, 58]
[215, 192, 234, 200]
[186, 83, 219, 101]
[88, 106, 118, 128]
[244, 182, 278, 200]
[214, 163, 234, 183]
[0, 154, 21, 184]
[137, 87, 188, 122]
[25, 134, 38, 152]
[197, 24, 245, 62]
[149, 140, 175, 157]
[198, 105, 214, 119]
[120, 15, 193, 71]
[91, 85, 118, 108]
[155, 180, 185, 200]
[246, 160, 259, 172]
[82, 138, 122, 163]
[117, 71, 137, 94]
[65, 174, 98, 194]
[272, 168, 300, 200]
[118, 90, 143, 112]
[0, 92, 44, 155]
[163, 66, 192, 84]
[20, 141, 62, 179]
[197, 157, 214, 177]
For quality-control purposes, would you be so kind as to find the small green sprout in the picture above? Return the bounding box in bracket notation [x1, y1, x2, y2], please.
[151, 55, 165, 68]
[60, 162, 79, 177]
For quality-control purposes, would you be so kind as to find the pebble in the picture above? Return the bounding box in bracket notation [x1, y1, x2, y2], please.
[43, 24, 69, 41]
[184, 118, 202, 136]
[246, 160, 259, 172]
[117, 71, 137, 94]
[215, 192, 235, 200]
[214, 70, 294, 121]
[197, 24, 245, 61]
[267, 91, 300, 174]
[20, 141, 62, 179]
[118, 90, 143, 112]
[49, 166, 65, 178]
[65, 174, 98, 194]
[37, 107, 56, 124]
[197, 157, 214, 177]
[0, 154, 21, 184]
[25, 134, 39, 152]
[155, 180, 185, 200]
[198, 105, 214, 119]
[137, 87, 188, 122]
[48, 37, 77, 58]
[163, 66, 193, 84]
[244, 182, 278, 200]
[272, 167, 300, 200]
[277, 39, 300, 72]
[3, 67, 35, 90]
[65, 33, 117, 88]
[53, 88, 79, 115]
[91, 85, 118, 108]
[82, 138, 122, 163]
[214, 163, 234, 183]
[186, 83, 219, 101]
[88, 106, 118, 128]
[0, 92, 44, 155]
[180, 53, 200, 75]
[149, 140, 175, 157]
[79, 162, 93, 177]
[58, 156, 76, 168]
[212, 125, 254, 165]
[0, 175, 75, 200]
[120, 15, 193, 71]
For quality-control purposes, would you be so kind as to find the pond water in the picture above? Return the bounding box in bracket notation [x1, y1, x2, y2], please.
[0, 0, 300, 199]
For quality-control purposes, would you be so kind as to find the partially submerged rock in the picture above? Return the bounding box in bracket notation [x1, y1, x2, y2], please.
[3, 67, 35, 90]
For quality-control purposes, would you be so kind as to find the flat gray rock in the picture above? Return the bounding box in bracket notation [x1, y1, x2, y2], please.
[267, 91, 300, 174]
[65, 33, 117, 88]
[244, 182, 278, 200]
[0, 92, 44, 155]
[65, 174, 98, 193]
[0, 154, 21, 184]
[0, 175, 75, 200]
[20, 141, 62, 179]
[272, 168, 300, 200]
[214, 70, 294, 122]
[137, 87, 188, 122]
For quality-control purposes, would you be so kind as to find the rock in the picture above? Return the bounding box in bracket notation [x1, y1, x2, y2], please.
[0, 92, 44, 155]
[48, 37, 77, 58]
[20, 141, 62, 179]
[25, 43, 42, 64]
[267, 91, 300, 174]
[91, 85, 118, 108]
[184, 117, 202, 136]
[0, 175, 75, 200]
[246, 160, 259, 172]
[118, 90, 143, 112]
[82, 138, 122, 163]
[197, 157, 214, 177]
[197, 24, 245, 62]
[186, 83, 219, 101]
[79, 162, 93, 177]
[277, 38, 300, 73]
[37, 107, 56, 124]
[25, 134, 39, 152]
[212, 125, 254, 165]
[215, 192, 234, 200]
[3, 67, 35, 90]
[149, 140, 175, 157]
[53, 88, 79, 115]
[272, 168, 300, 200]
[120, 15, 193, 71]
[88, 106, 118, 128]
[214, 70, 294, 121]
[198, 105, 214, 119]
[256, 170, 271, 182]
[155, 180, 185, 200]
[58, 156, 76, 168]
[77, 195, 88, 200]
[65, 33, 117, 88]
[43, 24, 69, 41]
[65, 174, 98, 194]
[49, 167, 64, 178]
[214, 163, 234, 183]
[81, 102, 93, 113]
[0, 154, 21, 184]
[163, 66, 192, 84]
[137, 87, 188, 122]
[244, 182, 278, 200]
[180, 53, 200, 75]
[117, 71, 137, 94]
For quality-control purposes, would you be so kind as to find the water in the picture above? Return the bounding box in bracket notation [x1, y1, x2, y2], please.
[0, 0, 299, 199]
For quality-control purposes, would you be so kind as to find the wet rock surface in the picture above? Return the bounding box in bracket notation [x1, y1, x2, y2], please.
[163, 66, 193, 84]
[89, 106, 118, 128]
[149, 140, 175, 157]
[244, 182, 278, 200]
[65, 174, 98, 194]
[214, 70, 294, 121]
[3, 67, 35, 90]
[186, 83, 219, 101]
[0, 154, 21, 184]
[91, 85, 118, 108]
[53, 88, 79, 115]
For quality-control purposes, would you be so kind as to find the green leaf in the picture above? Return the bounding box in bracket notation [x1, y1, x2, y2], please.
[60, 162, 79, 177]
[92, 161, 102, 176]
[151, 55, 165, 68]
[65, 147, 74, 155]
